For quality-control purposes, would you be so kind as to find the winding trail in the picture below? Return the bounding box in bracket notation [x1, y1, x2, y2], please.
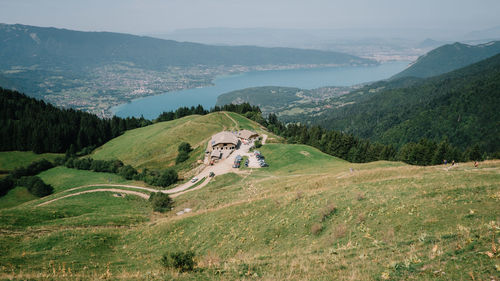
[37, 188, 150, 207]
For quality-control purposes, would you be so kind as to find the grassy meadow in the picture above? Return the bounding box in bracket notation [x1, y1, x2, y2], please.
[0, 140, 498, 280]
[0, 151, 63, 172]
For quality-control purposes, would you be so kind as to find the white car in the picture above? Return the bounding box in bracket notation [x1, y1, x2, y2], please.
[191, 177, 198, 183]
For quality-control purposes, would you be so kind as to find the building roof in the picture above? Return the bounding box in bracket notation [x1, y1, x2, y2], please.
[211, 131, 239, 146]
[238, 129, 258, 140]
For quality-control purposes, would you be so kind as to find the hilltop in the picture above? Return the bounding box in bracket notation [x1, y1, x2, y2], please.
[92, 111, 275, 174]
[392, 41, 500, 79]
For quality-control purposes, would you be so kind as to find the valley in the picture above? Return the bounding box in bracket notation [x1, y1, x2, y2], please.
[0, 5, 499, 279]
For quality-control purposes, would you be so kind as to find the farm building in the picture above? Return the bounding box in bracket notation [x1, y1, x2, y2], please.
[210, 131, 239, 151]
[237, 129, 259, 141]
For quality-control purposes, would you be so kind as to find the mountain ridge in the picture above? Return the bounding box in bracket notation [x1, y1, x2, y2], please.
[392, 40, 500, 79]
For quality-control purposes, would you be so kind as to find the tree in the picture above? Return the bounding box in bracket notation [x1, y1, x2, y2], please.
[156, 169, 178, 187]
[178, 142, 192, 153]
[119, 165, 137, 180]
[149, 192, 173, 213]
[176, 151, 190, 164]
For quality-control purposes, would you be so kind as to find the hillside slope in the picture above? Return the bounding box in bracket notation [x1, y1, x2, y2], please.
[92, 112, 274, 171]
[392, 41, 500, 79]
[0, 140, 498, 280]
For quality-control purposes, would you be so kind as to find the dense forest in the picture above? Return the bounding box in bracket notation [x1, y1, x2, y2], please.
[265, 114, 478, 165]
[0, 88, 151, 153]
[303, 54, 500, 155]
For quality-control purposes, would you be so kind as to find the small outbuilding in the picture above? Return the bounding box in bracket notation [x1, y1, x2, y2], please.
[210, 150, 222, 160]
[237, 129, 259, 141]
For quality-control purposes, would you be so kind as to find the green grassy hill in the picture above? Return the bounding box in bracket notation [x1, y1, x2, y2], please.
[1, 133, 498, 280]
[92, 112, 274, 171]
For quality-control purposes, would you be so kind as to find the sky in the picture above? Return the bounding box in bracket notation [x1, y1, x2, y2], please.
[1, 0, 499, 35]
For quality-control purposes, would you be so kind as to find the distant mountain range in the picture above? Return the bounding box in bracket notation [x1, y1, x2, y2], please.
[0, 23, 378, 116]
[392, 41, 500, 79]
[0, 24, 373, 72]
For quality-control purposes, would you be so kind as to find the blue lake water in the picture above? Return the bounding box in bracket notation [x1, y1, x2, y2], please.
[112, 61, 409, 119]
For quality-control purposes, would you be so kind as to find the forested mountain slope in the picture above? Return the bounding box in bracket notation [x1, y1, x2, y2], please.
[392, 41, 500, 79]
[314, 54, 500, 153]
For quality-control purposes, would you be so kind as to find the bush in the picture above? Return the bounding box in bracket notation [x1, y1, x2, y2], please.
[119, 165, 138, 180]
[311, 223, 323, 235]
[0, 176, 15, 197]
[319, 203, 337, 222]
[149, 192, 173, 212]
[161, 251, 195, 272]
[254, 140, 262, 148]
[178, 142, 193, 153]
[18, 176, 53, 197]
[155, 169, 178, 187]
[176, 151, 190, 164]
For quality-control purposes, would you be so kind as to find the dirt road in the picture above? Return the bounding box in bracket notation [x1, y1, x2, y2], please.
[37, 133, 266, 206]
[37, 188, 150, 206]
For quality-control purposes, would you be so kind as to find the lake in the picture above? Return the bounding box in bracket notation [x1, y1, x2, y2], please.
[112, 61, 409, 119]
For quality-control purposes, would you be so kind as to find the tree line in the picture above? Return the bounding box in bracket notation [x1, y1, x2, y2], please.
[0, 159, 55, 198]
[0, 88, 151, 154]
[0, 86, 490, 166]
[265, 113, 485, 165]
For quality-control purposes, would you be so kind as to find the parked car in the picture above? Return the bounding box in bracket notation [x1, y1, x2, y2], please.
[209, 172, 215, 177]
[191, 177, 198, 183]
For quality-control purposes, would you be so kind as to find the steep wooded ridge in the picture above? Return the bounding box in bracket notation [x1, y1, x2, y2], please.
[392, 41, 500, 79]
[313, 54, 500, 153]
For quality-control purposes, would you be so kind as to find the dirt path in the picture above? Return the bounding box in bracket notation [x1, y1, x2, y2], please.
[223, 111, 239, 128]
[65, 184, 159, 193]
[37, 188, 150, 207]
[262, 134, 268, 144]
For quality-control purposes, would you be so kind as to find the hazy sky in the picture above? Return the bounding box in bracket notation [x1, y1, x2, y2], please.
[1, 0, 499, 34]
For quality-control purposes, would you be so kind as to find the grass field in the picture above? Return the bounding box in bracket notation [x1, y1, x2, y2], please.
[0, 151, 63, 172]
[1, 120, 498, 280]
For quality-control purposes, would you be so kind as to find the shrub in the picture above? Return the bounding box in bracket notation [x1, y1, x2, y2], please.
[0, 176, 15, 197]
[176, 151, 190, 164]
[356, 192, 365, 201]
[161, 251, 195, 272]
[254, 140, 262, 148]
[178, 142, 193, 153]
[311, 223, 323, 235]
[149, 192, 173, 212]
[119, 165, 137, 180]
[18, 176, 53, 197]
[320, 203, 337, 221]
[155, 169, 178, 187]
[334, 223, 347, 239]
